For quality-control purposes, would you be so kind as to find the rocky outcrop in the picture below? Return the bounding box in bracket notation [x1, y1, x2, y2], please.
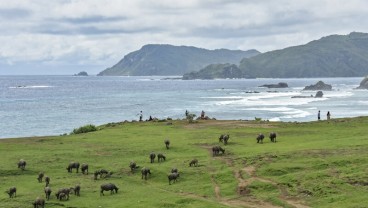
[74, 71, 88, 76]
[315, 91, 324, 98]
[259, 82, 288, 88]
[303, 81, 332, 91]
[356, 76, 368, 89]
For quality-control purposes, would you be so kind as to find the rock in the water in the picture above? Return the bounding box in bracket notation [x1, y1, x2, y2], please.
[74, 71, 88, 76]
[315, 91, 323, 98]
[259, 82, 288, 88]
[356, 76, 368, 89]
[303, 81, 332, 91]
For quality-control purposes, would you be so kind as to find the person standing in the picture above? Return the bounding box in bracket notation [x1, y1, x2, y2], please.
[327, 111, 331, 120]
[318, 110, 321, 120]
[139, 111, 143, 122]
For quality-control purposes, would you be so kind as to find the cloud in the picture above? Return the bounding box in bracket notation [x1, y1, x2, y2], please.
[1, 0, 368, 75]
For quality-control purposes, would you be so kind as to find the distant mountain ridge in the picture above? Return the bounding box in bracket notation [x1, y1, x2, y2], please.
[97, 44, 260, 76]
[183, 32, 368, 79]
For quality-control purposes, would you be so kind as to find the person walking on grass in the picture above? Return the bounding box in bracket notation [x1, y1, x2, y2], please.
[139, 111, 143, 122]
[327, 111, 331, 120]
[318, 110, 321, 121]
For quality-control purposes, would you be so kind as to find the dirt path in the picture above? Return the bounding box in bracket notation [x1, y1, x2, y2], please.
[237, 164, 310, 208]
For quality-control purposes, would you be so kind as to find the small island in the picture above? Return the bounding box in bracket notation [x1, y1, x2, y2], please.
[74, 71, 88, 76]
[303, 81, 332, 91]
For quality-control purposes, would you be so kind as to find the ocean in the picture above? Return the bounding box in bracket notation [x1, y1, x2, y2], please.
[0, 76, 367, 139]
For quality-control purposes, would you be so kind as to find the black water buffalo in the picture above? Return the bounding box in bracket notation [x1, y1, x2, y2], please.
[269, 132, 277, 143]
[94, 169, 112, 180]
[219, 134, 230, 145]
[72, 185, 81, 196]
[149, 152, 156, 163]
[212, 146, 225, 156]
[171, 168, 178, 173]
[256, 133, 265, 144]
[6, 187, 16, 198]
[18, 159, 26, 170]
[81, 163, 89, 175]
[129, 161, 139, 172]
[66, 162, 80, 173]
[55, 188, 71, 200]
[32, 197, 45, 208]
[168, 172, 180, 185]
[44, 176, 50, 187]
[141, 167, 151, 180]
[164, 139, 170, 149]
[189, 159, 198, 167]
[100, 183, 118, 196]
[157, 153, 166, 162]
[44, 187, 52, 200]
[37, 172, 44, 183]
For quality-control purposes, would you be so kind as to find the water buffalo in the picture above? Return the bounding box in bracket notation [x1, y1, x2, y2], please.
[94, 169, 112, 180]
[171, 168, 178, 173]
[269, 132, 277, 143]
[256, 133, 265, 144]
[6, 187, 16, 198]
[149, 152, 156, 163]
[44, 187, 52, 200]
[55, 188, 71, 200]
[157, 153, 166, 162]
[100, 183, 118, 196]
[44, 176, 50, 187]
[18, 159, 26, 170]
[129, 161, 139, 172]
[37, 172, 44, 183]
[168, 172, 180, 185]
[81, 163, 89, 175]
[219, 134, 230, 145]
[66, 162, 80, 173]
[32, 197, 45, 208]
[164, 139, 170, 149]
[212, 146, 225, 156]
[72, 185, 81, 196]
[189, 159, 198, 167]
[58, 192, 68, 201]
[141, 167, 151, 180]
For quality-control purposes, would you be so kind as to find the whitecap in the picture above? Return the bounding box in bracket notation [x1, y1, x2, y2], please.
[9, 85, 54, 89]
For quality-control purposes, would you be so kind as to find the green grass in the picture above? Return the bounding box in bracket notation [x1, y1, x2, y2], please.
[1, 117, 368, 207]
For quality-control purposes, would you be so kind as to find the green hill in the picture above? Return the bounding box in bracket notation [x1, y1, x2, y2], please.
[239, 32, 368, 78]
[2, 117, 368, 207]
[182, 63, 248, 80]
[183, 32, 368, 79]
[97, 44, 260, 76]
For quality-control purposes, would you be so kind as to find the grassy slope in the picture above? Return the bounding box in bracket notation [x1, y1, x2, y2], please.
[1, 117, 368, 208]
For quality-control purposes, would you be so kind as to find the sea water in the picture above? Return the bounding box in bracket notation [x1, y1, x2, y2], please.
[0, 76, 367, 138]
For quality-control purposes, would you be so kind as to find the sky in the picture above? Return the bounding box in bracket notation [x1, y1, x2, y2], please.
[1, 0, 368, 75]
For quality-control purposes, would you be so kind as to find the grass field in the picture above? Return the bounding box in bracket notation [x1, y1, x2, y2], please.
[1, 117, 368, 208]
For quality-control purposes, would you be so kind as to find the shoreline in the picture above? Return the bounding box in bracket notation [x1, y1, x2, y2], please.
[1, 115, 364, 141]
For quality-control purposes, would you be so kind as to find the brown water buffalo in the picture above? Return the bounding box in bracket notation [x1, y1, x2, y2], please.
[100, 183, 118, 196]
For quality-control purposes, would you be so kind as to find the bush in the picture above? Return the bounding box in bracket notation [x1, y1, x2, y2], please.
[71, 124, 98, 134]
[186, 113, 196, 123]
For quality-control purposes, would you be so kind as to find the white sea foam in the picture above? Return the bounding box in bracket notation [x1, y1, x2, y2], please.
[9, 85, 54, 89]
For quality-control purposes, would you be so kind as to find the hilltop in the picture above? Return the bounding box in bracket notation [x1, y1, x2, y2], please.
[1, 117, 368, 207]
[183, 32, 368, 79]
[97, 44, 259, 76]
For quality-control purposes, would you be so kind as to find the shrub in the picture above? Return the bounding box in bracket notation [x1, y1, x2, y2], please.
[186, 113, 196, 123]
[71, 124, 98, 134]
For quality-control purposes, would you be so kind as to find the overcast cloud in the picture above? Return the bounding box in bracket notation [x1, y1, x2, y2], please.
[1, 0, 368, 75]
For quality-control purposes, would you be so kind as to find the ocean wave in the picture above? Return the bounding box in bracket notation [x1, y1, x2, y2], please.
[9, 85, 54, 89]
